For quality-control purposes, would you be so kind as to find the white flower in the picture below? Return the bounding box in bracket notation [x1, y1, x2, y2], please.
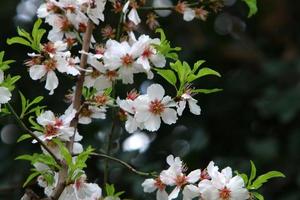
[142, 178, 169, 200]
[134, 84, 178, 131]
[0, 70, 11, 110]
[103, 39, 142, 84]
[132, 34, 166, 77]
[33, 106, 82, 142]
[177, 93, 201, 116]
[160, 155, 201, 200]
[208, 166, 249, 200]
[59, 175, 102, 200]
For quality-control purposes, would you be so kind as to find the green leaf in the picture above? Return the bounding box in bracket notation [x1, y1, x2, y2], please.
[155, 28, 166, 41]
[17, 134, 32, 143]
[242, 0, 258, 17]
[248, 160, 257, 186]
[7, 37, 31, 47]
[15, 154, 34, 161]
[252, 192, 264, 200]
[17, 27, 33, 42]
[251, 171, 285, 189]
[192, 88, 223, 94]
[23, 171, 41, 187]
[191, 60, 206, 74]
[155, 69, 177, 86]
[54, 139, 72, 166]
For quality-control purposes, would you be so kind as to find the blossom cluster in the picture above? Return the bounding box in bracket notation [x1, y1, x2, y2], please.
[142, 155, 249, 200]
[118, 83, 200, 133]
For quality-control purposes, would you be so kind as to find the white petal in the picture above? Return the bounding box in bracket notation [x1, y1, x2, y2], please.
[183, 8, 195, 21]
[37, 111, 56, 126]
[128, 8, 141, 25]
[141, 179, 156, 193]
[161, 108, 178, 125]
[187, 169, 201, 183]
[45, 71, 58, 95]
[150, 54, 166, 68]
[182, 185, 200, 200]
[188, 98, 201, 115]
[168, 187, 181, 200]
[144, 114, 161, 131]
[29, 65, 47, 80]
[0, 87, 11, 104]
[147, 84, 165, 100]
[157, 189, 168, 200]
[0, 70, 4, 83]
[177, 100, 186, 116]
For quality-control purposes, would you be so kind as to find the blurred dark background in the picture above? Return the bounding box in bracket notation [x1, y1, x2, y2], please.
[0, 0, 299, 199]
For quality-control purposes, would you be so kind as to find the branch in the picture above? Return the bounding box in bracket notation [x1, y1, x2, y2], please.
[6, 103, 61, 166]
[91, 152, 156, 177]
[138, 2, 201, 11]
[51, 20, 94, 200]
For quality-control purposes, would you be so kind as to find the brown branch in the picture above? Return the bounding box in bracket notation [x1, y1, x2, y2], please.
[7, 103, 61, 166]
[90, 153, 156, 177]
[51, 20, 94, 200]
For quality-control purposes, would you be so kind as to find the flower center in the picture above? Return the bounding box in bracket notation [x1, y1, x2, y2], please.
[91, 69, 101, 78]
[44, 58, 57, 71]
[81, 107, 92, 117]
[121, 54, 134, 66]
[154, 178, 166, 191]
[219, 187, 231, 200]
[44, 124, 58, 137]
[59, 17, 74, 32]
[94, 95, 108, 105]
[149, 99, 164, 115]
[142, 47, 153, 58]
[106, 70, 118, 80]
[175, 175, 187, 187]
[43, 42, 56, 54]
[78, 23, 87, 33]
[200, 169, 211, 180]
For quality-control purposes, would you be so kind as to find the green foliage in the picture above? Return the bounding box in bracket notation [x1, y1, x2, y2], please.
[237, 161, 285, 200]
[105, 184, 125, 199]
[0, 74, 21, 91]
[242, 0, 258, 17]
[19, 92, 46, 119]
[17, 134, 32, 143]
[156, 60, 221, 97]
[154, 28, 181, 60]
[0, 51, 15, 71]
[7, 19, 46, 52]
[16, 153, 60, 170]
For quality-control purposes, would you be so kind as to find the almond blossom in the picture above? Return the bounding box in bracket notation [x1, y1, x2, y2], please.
[134, 84, 178, 132]
[122, 1, 141, 25]
[177, 92, 201, 116]
[59, 175, 102, 200]
[78, 105, 106, 124]
[33, 107, 82, 142]
[142, 178, 168, 200]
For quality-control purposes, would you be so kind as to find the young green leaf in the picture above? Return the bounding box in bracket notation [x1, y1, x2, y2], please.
[242, 0, 258, 18]
[155, 69, 177, 86]
[17, 134, 32, 143]
[252, 192, 264, 200]
[248, 160, 257, 187]
[251, 171, 285, 189]
[23, 171, 41, 187]
[192, 88, 223, 94]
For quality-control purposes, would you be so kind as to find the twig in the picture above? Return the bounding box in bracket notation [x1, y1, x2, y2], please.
[138, 2, 201, 11]
[7, 103, 61, 166]
[91, 153, 156, 177]
[51, 20, 95, 200]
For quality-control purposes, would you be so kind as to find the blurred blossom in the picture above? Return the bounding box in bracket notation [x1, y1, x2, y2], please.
[223, 0, 237, 6]
[14, 0, 42, 24]
[1, 124, 19, 144]
[172, 125, 188, 136]
[171, 139, 190, 157]
[214, 13, 233, 35]
[122, 131, 151, 153]
[152, 0, 173, 17]
[139, 80, 154, 94]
